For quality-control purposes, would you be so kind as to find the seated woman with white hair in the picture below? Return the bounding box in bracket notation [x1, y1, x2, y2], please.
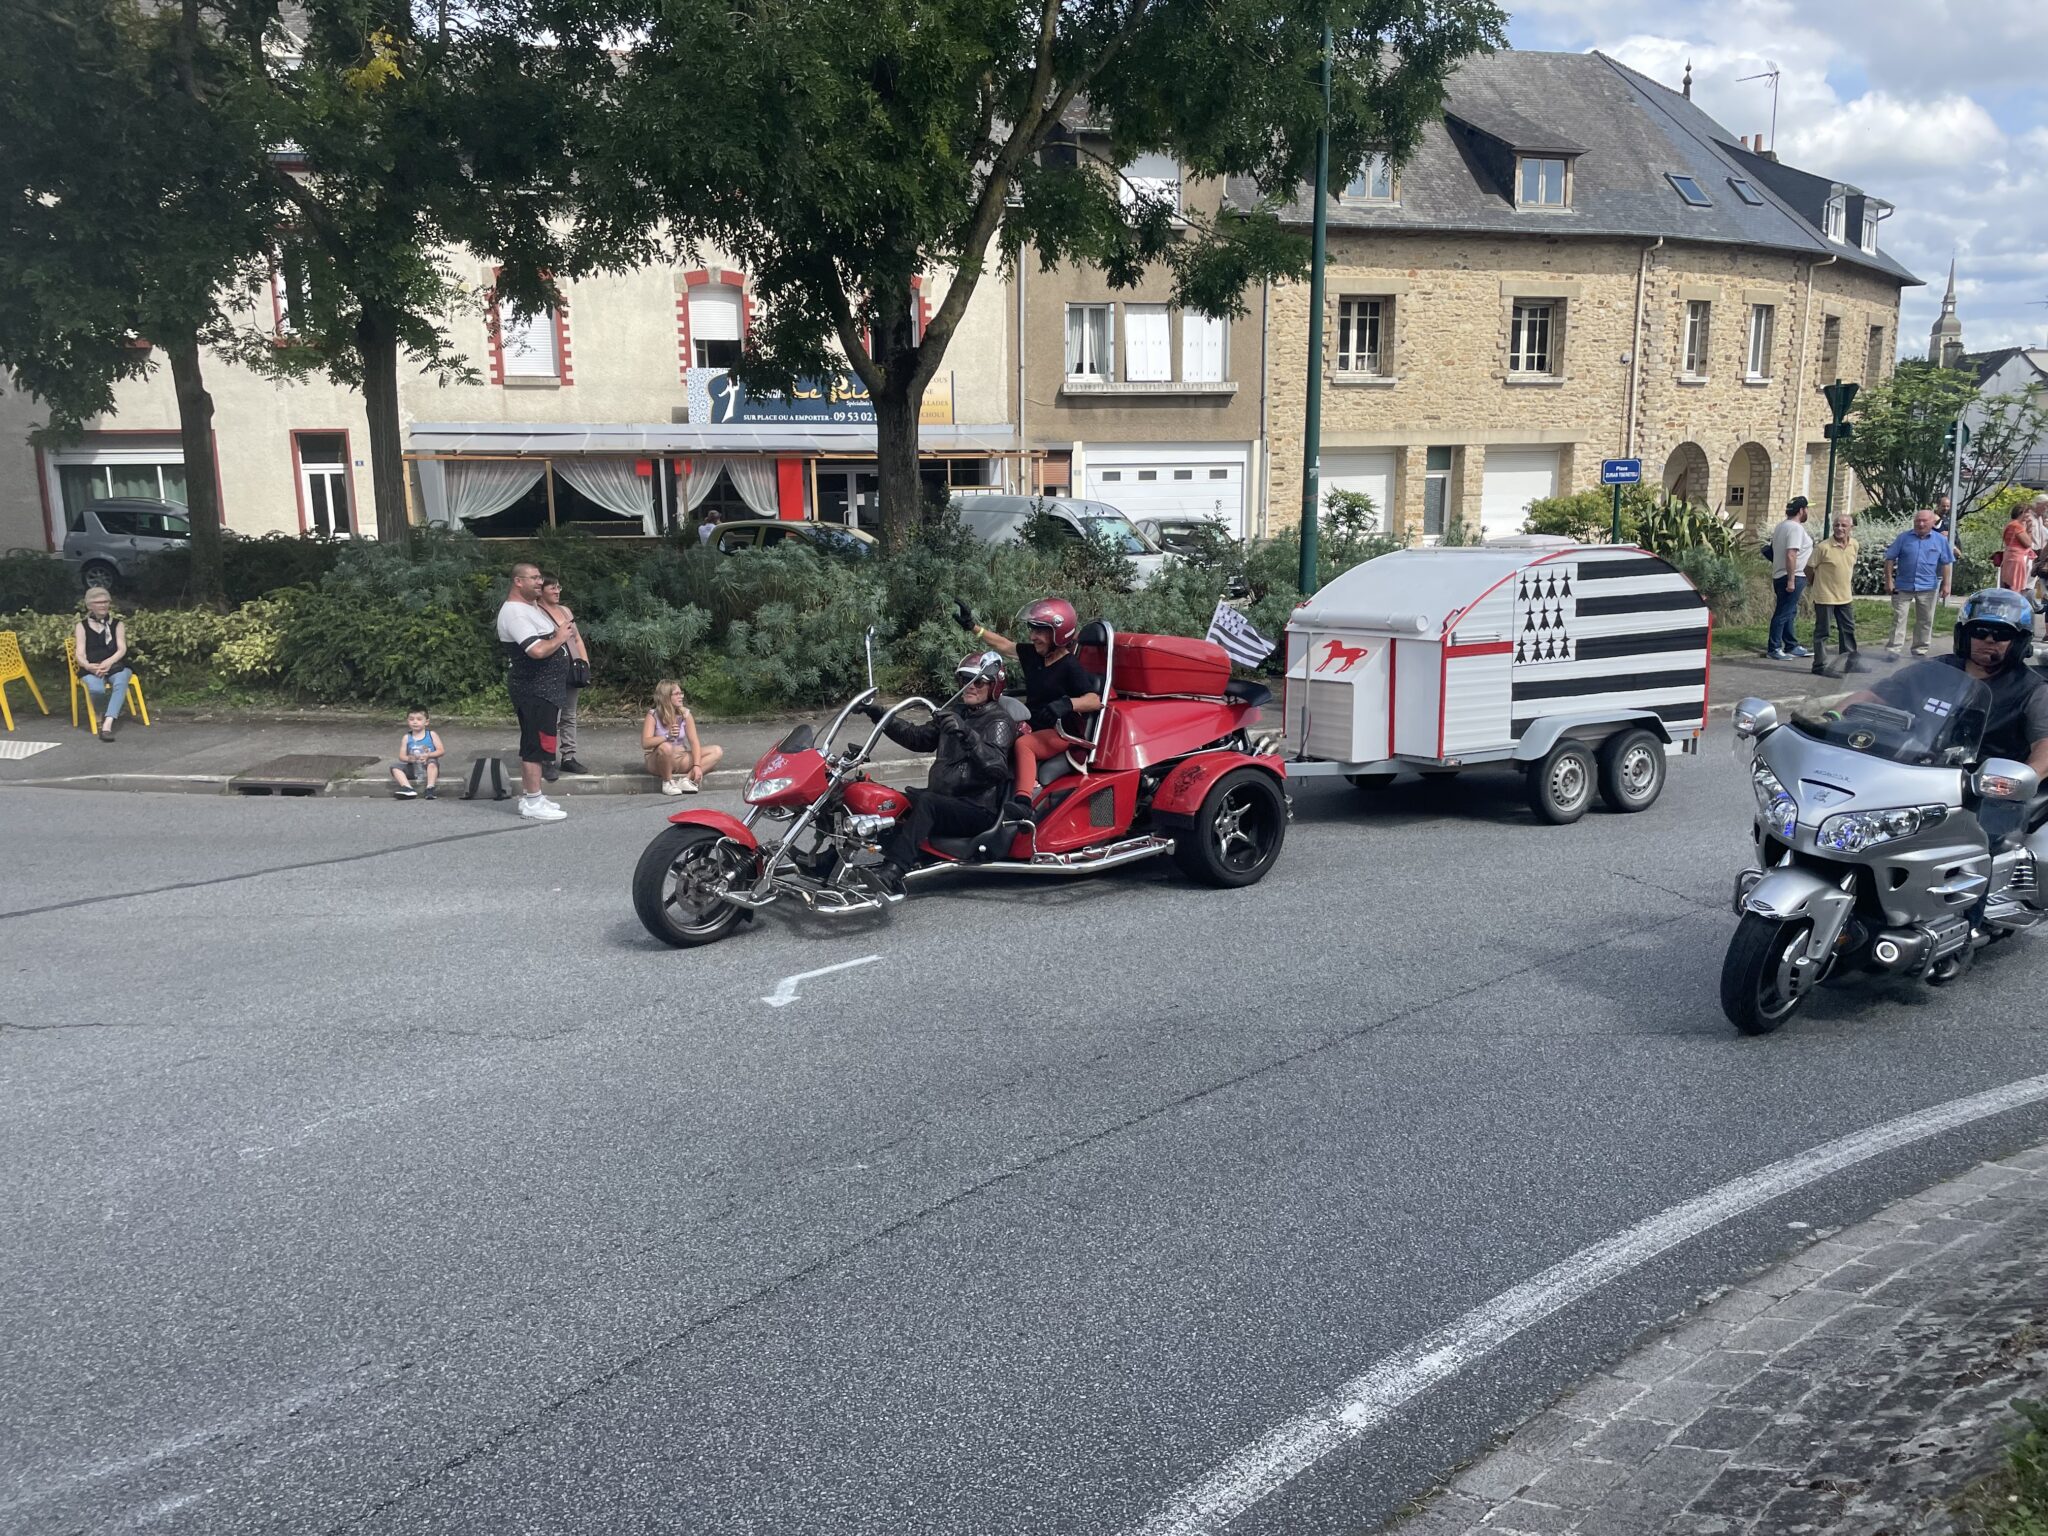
[73, 587, 134, 741]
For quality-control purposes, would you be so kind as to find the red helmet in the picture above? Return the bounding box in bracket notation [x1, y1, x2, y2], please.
[956, 649, 1007, 698]
[1017, 597, 1079, 648]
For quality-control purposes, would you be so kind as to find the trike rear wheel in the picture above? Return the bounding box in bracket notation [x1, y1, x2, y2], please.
[1175, 768, 1286, 888]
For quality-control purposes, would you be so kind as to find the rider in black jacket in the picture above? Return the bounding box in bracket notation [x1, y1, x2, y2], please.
[859, 650, 1018, 889]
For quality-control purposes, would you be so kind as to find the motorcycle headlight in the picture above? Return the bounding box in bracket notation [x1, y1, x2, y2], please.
[1751, 761, 1799, 842]
[1815, 804, 1948, 854]
[744, 775, 795, 803]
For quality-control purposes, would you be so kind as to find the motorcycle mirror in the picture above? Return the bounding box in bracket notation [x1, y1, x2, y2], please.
[1973, 758, 2039, 802]
[864, 626, 877, 692]
[1731, 698, 1778, 739]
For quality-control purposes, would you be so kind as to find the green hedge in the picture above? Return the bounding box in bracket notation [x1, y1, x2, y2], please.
[0, 522, 1326, 714]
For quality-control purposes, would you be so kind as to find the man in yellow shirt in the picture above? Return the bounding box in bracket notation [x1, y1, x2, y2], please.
[1807, 512, 1862, 675]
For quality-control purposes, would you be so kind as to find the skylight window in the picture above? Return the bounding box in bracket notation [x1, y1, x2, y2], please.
[1728, 177, 1764, 206]
[1666, 173, 1712, 207]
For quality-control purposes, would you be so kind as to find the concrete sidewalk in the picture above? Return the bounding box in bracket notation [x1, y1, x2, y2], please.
[1398, 1142, 2048, 1536]
[0, 655, 1853, 798]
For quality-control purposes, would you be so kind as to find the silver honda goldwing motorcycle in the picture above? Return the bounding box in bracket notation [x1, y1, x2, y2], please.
[1724, 659, 2048, 1034]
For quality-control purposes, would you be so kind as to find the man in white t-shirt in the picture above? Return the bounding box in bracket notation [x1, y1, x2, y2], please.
[495, 562, 574, 821]
[1767, 497, 1814, 661]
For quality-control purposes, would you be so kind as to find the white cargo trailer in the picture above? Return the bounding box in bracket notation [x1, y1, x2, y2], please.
[1282, 539, 1709, 822]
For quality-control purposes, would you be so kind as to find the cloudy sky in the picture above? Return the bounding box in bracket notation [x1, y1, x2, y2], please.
[1507, 0, 2048, 357]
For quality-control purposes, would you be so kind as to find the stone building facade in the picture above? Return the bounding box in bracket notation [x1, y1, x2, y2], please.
[1257, 50, 1915, 543]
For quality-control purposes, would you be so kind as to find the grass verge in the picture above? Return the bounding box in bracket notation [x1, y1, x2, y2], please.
[1713, 597, 1959, 657]
[1953, 1398, 2048, 1535]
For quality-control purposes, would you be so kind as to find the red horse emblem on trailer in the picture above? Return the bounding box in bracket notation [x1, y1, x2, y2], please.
[1316, 639, 1371, 673]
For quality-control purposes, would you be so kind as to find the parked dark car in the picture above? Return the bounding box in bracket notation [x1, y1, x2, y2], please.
[1137, 516, 1230, 558]
[712, 519, 877, 557]
[61, 498, 190, 589]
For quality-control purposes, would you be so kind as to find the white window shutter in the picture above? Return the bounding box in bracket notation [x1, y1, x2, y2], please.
[1127, 305, 1169, 381]
[1182, 313, 1224, 382]
[501, 306, 558, 377]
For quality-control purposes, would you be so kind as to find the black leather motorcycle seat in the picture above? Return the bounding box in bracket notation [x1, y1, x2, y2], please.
[1225, 677, 1272, 709]
[2025, 794, 2048, 833]
[925, 818, 1025, 861]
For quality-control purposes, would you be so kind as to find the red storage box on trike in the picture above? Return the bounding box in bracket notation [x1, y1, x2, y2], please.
[1104, 633, 1233, 699]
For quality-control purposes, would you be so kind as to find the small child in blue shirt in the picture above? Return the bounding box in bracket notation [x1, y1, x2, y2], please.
[390, 708, 444, 799]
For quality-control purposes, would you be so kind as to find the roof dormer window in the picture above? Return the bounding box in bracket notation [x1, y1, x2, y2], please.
[1345, 150, 1395, 203]
[1858, 198, 1891, 255]
[1517, 156, 1569, 208]
[1823, 191, 1846, 243]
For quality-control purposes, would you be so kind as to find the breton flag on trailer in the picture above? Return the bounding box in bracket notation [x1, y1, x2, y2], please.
[1207, 603, 1276, 667]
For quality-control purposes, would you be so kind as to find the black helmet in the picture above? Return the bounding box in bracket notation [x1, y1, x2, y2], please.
[1953, 588, 2034, 670]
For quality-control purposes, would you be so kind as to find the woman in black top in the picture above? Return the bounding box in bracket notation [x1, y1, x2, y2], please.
[959, 597, 1101, 819]
[73, 586, 132, 742]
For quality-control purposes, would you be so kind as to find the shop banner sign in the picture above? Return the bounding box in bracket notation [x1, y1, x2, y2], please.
[685, 369, 954, 427]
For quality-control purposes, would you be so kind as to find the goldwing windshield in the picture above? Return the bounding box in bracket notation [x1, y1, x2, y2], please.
[1791, 659, 1990, 766]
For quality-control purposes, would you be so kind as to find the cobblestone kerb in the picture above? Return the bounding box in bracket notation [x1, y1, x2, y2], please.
[1400, 1145, 2048, 1536]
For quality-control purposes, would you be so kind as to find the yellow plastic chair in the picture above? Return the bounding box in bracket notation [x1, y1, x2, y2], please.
[67, 644, 150, 732]
[0, 631, 51, 731]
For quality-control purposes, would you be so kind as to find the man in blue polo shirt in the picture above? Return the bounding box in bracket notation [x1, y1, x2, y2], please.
[1883, 507, 1955, 660]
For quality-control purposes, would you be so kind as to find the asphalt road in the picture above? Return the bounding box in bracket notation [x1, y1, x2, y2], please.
[6, 750, 2048, 1536]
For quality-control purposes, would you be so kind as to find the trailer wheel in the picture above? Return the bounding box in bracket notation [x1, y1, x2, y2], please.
[1345, 771, 1397, 790]
[1527, 741, 1596, 825]
[1597, 729, 1666, 813]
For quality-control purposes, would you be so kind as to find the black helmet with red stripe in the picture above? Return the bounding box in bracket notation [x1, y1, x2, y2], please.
[1017, 597, 1078, 649]
[956, 649, 1007, 698]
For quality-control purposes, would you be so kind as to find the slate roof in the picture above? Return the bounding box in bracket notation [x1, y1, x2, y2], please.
[1228, 50, 1919, 288]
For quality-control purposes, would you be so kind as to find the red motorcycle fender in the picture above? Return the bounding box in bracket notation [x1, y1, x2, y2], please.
[1150, 752, 1286, 820]
[664, 808, 761, 851]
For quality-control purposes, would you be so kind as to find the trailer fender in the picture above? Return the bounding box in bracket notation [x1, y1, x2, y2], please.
[1151, 751, 1287, 823]
[1513, 711, 1671, 762]
[664, 808, 761, 850]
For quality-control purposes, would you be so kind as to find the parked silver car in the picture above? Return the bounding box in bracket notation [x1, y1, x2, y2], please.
[952, 495, 1167, 586]
[61, 498, 190, 589]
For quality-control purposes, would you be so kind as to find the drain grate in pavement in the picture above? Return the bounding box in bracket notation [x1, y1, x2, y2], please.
[229, 753, 378, 796]
[0, 739, 59, 761]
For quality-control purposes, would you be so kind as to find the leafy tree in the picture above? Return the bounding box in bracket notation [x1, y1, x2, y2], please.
[217, 0, 589, 543]
[1843, 361, 2048, 518]
[525, 0, 1504, 547]
[0, 0, 275, 602]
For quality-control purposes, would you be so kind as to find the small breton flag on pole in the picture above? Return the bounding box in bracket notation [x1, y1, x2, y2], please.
[1207, 602, 1276, 667]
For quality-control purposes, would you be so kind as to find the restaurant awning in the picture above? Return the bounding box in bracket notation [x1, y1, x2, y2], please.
[405, 422, 1022, 457]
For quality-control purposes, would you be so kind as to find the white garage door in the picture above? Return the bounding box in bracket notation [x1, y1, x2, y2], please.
[1084, 447, 1247, 538]
[1479, 448, 1560, 538]
[1320, 449, 1397, 529]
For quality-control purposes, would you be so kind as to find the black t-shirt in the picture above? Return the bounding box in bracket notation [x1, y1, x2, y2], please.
[1018, 646, 1096, 731]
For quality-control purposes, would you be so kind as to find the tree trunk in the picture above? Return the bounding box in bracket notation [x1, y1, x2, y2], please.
[164, 334, 225, 607]
[872, 287, 926, 550]
[355, 310, 410, 544]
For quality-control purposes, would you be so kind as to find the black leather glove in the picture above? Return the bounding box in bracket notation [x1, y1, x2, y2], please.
[936, 709, 968, 736]
[1046, 696, 1074, 722]
[858, 701, 884, 722]
[953, 599, 975, 632]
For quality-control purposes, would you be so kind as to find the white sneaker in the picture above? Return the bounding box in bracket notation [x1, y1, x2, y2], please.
[677, 777, 701, 794]
[518, 796, 567, 822]
[661, 777, 684, 796]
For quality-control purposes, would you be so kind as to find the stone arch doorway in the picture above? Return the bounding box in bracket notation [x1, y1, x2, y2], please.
[1662, 442, 1710, 506]
[1726, 442, 1773, 532]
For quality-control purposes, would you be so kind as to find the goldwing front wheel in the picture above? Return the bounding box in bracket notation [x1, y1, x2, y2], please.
[1720, 913, 1818, 1035]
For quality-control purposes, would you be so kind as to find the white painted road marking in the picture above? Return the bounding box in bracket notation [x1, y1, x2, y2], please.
[761, 954, 882, 1008]
[1124, 1070, 2048, 1536]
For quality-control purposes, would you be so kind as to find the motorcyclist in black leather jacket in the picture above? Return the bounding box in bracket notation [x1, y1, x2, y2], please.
[859, 650, 1018, 890]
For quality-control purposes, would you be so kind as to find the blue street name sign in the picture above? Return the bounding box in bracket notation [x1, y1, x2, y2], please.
[1601, 458, 1643, 485]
